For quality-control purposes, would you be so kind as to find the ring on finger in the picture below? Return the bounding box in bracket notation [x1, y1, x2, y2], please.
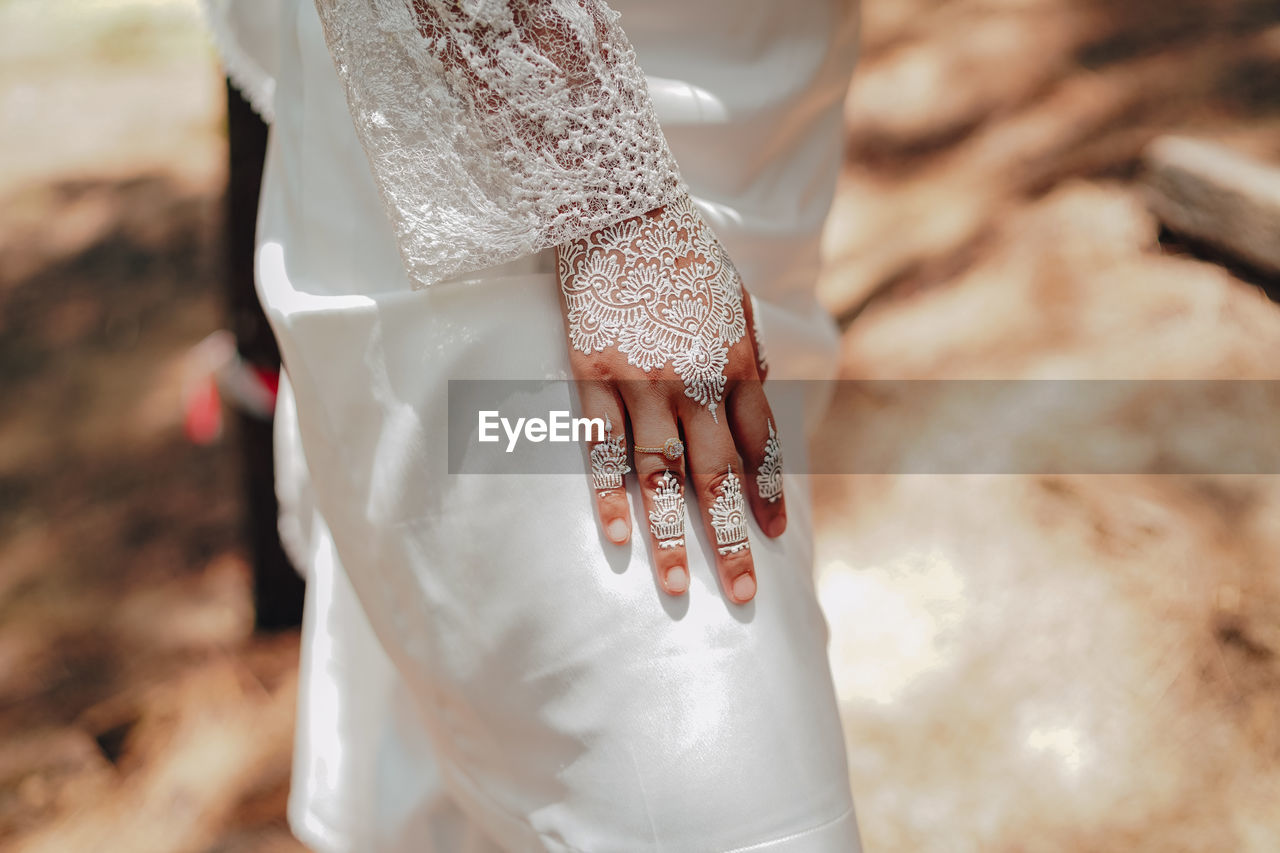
[635, 437, 685, 462]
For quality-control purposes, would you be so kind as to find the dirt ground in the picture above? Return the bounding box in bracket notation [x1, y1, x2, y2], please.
[2, 0, 1280, 851]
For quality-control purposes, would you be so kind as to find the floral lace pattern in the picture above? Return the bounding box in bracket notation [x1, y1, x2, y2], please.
[556, 195, 747, 418]
[312, 0, 686, 289]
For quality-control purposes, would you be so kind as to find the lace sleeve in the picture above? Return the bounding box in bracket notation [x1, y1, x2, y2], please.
[312, 0, 687, 289]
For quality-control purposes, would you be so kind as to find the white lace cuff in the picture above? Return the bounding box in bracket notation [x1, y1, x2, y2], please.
[313, 0, 687, 289]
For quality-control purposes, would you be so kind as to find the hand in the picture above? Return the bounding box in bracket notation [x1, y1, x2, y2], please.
[556, 195, 783, 604]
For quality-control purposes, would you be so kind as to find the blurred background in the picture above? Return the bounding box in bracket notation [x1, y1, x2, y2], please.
[3, 0, 1280, 850]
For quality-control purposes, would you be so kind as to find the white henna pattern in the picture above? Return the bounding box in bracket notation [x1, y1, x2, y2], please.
[756, 419, 783, 504]
[750, 293, 769, 375]
[590, 414, 630, 494]
[648, 470, 686, 550]
[710, 468, 750, 556]
[557, 195, 747, 419]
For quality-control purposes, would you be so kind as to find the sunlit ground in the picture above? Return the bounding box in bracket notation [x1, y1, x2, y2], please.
[816, 0, 1280, 848]
[3, 0, 1280, 850]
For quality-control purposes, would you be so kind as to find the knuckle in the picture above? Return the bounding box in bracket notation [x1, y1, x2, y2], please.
[694, 461, 741, 493]
[620, 376, 670, 405]
[582, 377, 617, 399]
[760, 491, 786, 511]
[718, 548, 754, 574]
[727, 340, 761, 378]
[638, 373, 679, 401]
[740, 377, 768, 403]
[654, 547, 687, 566]
[596, 488, 628, 508]
[640, 464, 684, 492]
[579, 359, 616, 383]
[725, 358, 755, 382]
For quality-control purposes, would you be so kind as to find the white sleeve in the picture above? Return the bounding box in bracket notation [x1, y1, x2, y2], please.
[312, 0, 687, 289]
[200, 0, 284, 122]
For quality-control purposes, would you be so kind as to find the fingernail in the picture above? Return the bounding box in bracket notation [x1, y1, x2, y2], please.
[607, 518, 629, 543]
[666, 567, 689, 594]
[768, 515, 787, 537]
[732, 573, 756, 602]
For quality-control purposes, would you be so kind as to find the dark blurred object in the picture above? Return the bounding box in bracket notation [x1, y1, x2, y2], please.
[226, 80, 305, 631]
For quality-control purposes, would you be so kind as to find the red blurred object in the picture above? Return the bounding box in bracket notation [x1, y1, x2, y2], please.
[182, 330, 279, 446]
[184, 373, 224, 444]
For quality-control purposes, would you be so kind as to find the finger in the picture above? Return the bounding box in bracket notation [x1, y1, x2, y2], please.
[727, 378, 787, 538]
[742, 290, 769, 382]
[620, 382, 690, 596]
[680, 400, 756, 604]
[580, 381, 632, 545]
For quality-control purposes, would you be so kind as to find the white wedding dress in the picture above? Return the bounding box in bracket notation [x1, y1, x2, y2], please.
[205, 1, 863, 849]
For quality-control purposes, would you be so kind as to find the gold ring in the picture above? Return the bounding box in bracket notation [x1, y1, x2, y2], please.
[635, 437, 685, 462]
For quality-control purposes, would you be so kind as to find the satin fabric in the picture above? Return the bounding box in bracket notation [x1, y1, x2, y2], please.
[258, 1, 863, 849]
